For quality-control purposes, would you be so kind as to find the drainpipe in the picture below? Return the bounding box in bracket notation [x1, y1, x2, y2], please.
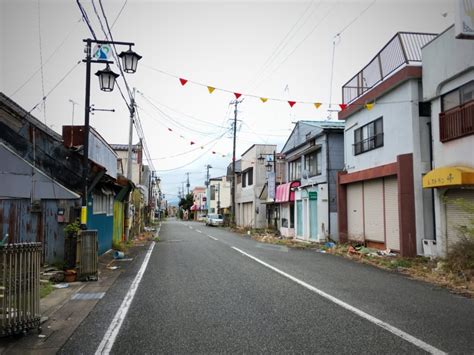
[427, 121, 436, 241]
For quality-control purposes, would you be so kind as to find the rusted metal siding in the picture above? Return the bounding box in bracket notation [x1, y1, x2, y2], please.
[0, 199, 76, 264]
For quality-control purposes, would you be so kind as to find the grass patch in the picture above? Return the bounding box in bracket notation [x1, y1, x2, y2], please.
[40, 281, 54, 299]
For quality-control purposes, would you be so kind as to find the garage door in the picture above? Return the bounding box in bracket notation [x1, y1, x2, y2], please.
[384, 176, 400, 251]
[347, 182, 364, 241]
[364, 179, 384, 242]
[242, 202, 253, 228]
[446, 189, 474, 249]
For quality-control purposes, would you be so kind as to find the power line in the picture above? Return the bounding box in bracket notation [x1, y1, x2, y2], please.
[111, 0, 128, 29]
[76, 0, 97, 40]
[36, 0, 47, 125]
[10, 17, 82, 97]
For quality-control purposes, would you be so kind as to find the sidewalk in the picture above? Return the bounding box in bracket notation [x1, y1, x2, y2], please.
[0, 241, 150, 355]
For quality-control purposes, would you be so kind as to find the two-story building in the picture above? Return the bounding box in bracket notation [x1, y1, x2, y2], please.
[235, 144, 276, 229]
[337, 32, 438, 257]
[280, 121, 344, 241]
[421, 25, 474, 256]
[191, 186, 207, 220]
[208, 176, 231, 216]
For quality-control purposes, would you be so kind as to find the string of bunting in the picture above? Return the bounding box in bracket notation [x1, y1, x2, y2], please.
[143, 64, 376, 112]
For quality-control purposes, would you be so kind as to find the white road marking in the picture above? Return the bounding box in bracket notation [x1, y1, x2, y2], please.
[231, 247, 446, 355]
[196, 230, 203, 234]
[95, 242, 156, 355]
[208, 235, 218, 241]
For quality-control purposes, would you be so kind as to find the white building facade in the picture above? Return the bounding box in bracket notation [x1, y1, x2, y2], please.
[421, 25, 474, 256]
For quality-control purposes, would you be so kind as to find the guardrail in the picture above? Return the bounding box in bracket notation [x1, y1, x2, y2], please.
[0, 243, 42, 337]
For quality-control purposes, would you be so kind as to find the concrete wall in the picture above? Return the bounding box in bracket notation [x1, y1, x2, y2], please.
[422, 26, 474, 101]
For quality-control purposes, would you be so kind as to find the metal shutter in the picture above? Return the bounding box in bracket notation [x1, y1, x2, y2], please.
[384, 177, 400, 251]
[446, 189, 474, 249]
[347, 182, 364, 241]
[363, 179, 384, 242]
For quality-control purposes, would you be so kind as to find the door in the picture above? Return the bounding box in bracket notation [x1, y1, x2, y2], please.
[363, 179, 384, 242]
[347, 182, 364, 241]
[446, 189, 474, 249]
[309, 199, 318, 240]
[296, 200, 303, 237]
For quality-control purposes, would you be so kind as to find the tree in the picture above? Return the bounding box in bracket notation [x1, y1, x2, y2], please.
[178, 193, 194, 211]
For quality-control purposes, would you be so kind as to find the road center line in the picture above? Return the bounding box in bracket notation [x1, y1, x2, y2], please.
[231, 247, 446, 355]
[95, 242, 156, 355]
[208, 235, 218, 241]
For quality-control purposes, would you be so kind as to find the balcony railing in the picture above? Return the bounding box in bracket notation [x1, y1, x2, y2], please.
[342, 32, 437, 105]
[440, 100, 474, 142]
[353, 133, 384, 155]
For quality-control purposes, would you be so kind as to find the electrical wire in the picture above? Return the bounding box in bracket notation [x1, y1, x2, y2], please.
[36, 0, 46, 125]
[111, 0, 128, 29]
[76, 0, 97, 40]
[10, 17, 82, 97]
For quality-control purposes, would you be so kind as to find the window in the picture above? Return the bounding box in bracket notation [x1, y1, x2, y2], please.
[107, 195, 114, 216]
[288, 159, 301, 181]
[247, 168, 253, 186]
[354, 117, 383, 155]
[442, 81, 474, 112]
[242, 168, 253, 187]
[93, 193, 106, 214]
[304, 149, 322, 177]
[440, 81, 474, 142]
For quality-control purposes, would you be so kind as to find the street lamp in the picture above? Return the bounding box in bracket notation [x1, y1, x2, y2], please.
[81, 38, 141, 228]
[95, 65, 119, 92]
[118, 47, 142, 73]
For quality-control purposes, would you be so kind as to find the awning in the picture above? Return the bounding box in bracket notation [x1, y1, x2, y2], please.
[275, 181, 301, 203]
[422, 166, 474, 188]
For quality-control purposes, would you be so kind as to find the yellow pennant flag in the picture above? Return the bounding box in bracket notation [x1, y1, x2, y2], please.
[207, 86, 215, 94]
[314, 102, 322, 109]
[260, 97, 268, 103]
[365, 103, 374, 111]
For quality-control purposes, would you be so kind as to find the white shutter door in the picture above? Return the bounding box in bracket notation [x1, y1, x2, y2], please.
[363, 179, 384, 242]
[384, 177, 400, 251]
[446, 189, 474, 249]
[347, 183, 364, 241]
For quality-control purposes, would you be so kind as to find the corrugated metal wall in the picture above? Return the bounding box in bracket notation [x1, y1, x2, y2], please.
[0, 199, 76, 264]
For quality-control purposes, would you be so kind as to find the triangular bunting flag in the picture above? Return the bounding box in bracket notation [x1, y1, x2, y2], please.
[365, 103, 374, 111]
[207, 86, 215, 94]
[314, 102, 322, 109]
[234, 93, 242, 99]
[212, 151, 216, 154]
[200, 146, 204, 149]
[179, 78, 188, 86]
[288, 101, 296, 108]
[190, 141, 195, 145]
[180, 135, 184, 139]
[168, 128, 173, 131]
[260, 97, 268, 103]
[339, 104, 347, 111]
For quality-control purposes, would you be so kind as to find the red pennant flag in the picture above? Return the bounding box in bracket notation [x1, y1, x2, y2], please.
[168, 128, 173, 132]
[179, 78, 188, 86]
[212, 151, 216, 154]
[234, 93, 242, 99]
[339, 104, 347, 111]
[288, 101, 296, 108]
[190, 141, 195, 145]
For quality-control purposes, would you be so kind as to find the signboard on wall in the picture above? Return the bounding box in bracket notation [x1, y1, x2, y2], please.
[268, 172, 275, 200]
[455, 0, 474, 39]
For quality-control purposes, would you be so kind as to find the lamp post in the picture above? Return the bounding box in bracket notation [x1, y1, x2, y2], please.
[81, 38, 141, 228]
[258, 151, 280, 229]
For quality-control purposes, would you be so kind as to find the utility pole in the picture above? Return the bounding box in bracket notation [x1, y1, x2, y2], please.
[124, 87, 136, 241]
[205, 164, 212, 212]
[230, 99, 242, 225]
[217, 182, 221, 214]
[186, 172, 190, 195]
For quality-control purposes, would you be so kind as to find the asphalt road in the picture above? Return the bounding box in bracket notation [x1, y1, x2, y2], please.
[61, 220, 474, 354]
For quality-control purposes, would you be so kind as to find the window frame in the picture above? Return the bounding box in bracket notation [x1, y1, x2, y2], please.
[441, 80, 474, 112]
[353, 117, 384, 155]
[304, 149, 322, 177]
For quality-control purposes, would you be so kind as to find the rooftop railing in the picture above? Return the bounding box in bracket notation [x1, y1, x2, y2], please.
[342, 32, 437, 105]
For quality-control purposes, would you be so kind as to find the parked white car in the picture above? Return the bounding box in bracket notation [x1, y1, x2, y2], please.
[205, 214, 224, 227]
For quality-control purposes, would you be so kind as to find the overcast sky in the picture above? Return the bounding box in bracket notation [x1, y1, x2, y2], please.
[0, 0, 454, 203]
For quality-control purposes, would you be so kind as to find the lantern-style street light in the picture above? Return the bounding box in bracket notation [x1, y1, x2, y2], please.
[95, 65, 120, 92]
[118, 47, 142, 73]
[81, 38, 141, 228]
